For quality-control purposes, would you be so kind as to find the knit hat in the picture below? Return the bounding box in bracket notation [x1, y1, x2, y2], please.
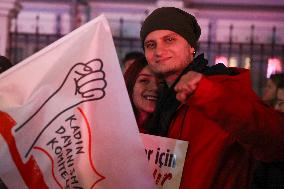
[140, 7, 201, 50]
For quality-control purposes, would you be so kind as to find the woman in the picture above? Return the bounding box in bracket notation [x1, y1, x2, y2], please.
[124, 56, 164, 132]
[262, 73, 284, 106]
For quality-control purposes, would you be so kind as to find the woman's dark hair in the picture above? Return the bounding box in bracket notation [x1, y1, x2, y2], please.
[123, 56, 148, 117]
[122, 51, 144, 66]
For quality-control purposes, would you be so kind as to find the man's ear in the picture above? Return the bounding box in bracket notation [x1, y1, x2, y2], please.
[189, 47, 195, 55]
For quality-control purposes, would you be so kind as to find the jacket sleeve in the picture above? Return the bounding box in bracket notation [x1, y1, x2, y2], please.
[187, 69, 284, 161]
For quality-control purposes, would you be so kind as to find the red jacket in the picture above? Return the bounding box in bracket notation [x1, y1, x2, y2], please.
[168, 69, 284, 189]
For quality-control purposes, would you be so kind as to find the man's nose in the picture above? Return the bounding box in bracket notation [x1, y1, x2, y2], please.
[154, 43, 165, 56]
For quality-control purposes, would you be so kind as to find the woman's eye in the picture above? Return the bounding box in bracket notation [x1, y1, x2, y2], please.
[138, 79, 149, 84]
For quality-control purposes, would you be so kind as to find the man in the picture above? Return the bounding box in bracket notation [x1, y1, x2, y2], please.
[140, 7, 284, 189]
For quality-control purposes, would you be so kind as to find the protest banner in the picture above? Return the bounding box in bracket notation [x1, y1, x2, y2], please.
[0, 15, 154, 189]
[141, 134, 188, 189]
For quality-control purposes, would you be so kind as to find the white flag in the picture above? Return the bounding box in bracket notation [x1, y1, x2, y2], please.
[0, 15, 154, 189]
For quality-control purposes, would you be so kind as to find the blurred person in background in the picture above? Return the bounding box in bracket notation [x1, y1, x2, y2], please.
[274, 78, 284, 112]
[0, 55, 12, 188]
[262, 73, 284, 107]
[0, 56, 13, 74]
[252, 77, 284, 189]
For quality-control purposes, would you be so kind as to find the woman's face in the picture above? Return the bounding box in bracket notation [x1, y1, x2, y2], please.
[132, 65, 163, 114]
[263, 79, 278, 102]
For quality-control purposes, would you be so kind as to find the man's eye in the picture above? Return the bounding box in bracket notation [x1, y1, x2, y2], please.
[145, 43, 155, 49]
[165, 37, 175, 43]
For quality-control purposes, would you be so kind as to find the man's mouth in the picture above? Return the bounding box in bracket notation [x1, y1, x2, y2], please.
[156, 57, 171, 63]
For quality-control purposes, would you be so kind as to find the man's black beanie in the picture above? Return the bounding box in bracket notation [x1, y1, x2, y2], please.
[140, 7, 201, 50]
